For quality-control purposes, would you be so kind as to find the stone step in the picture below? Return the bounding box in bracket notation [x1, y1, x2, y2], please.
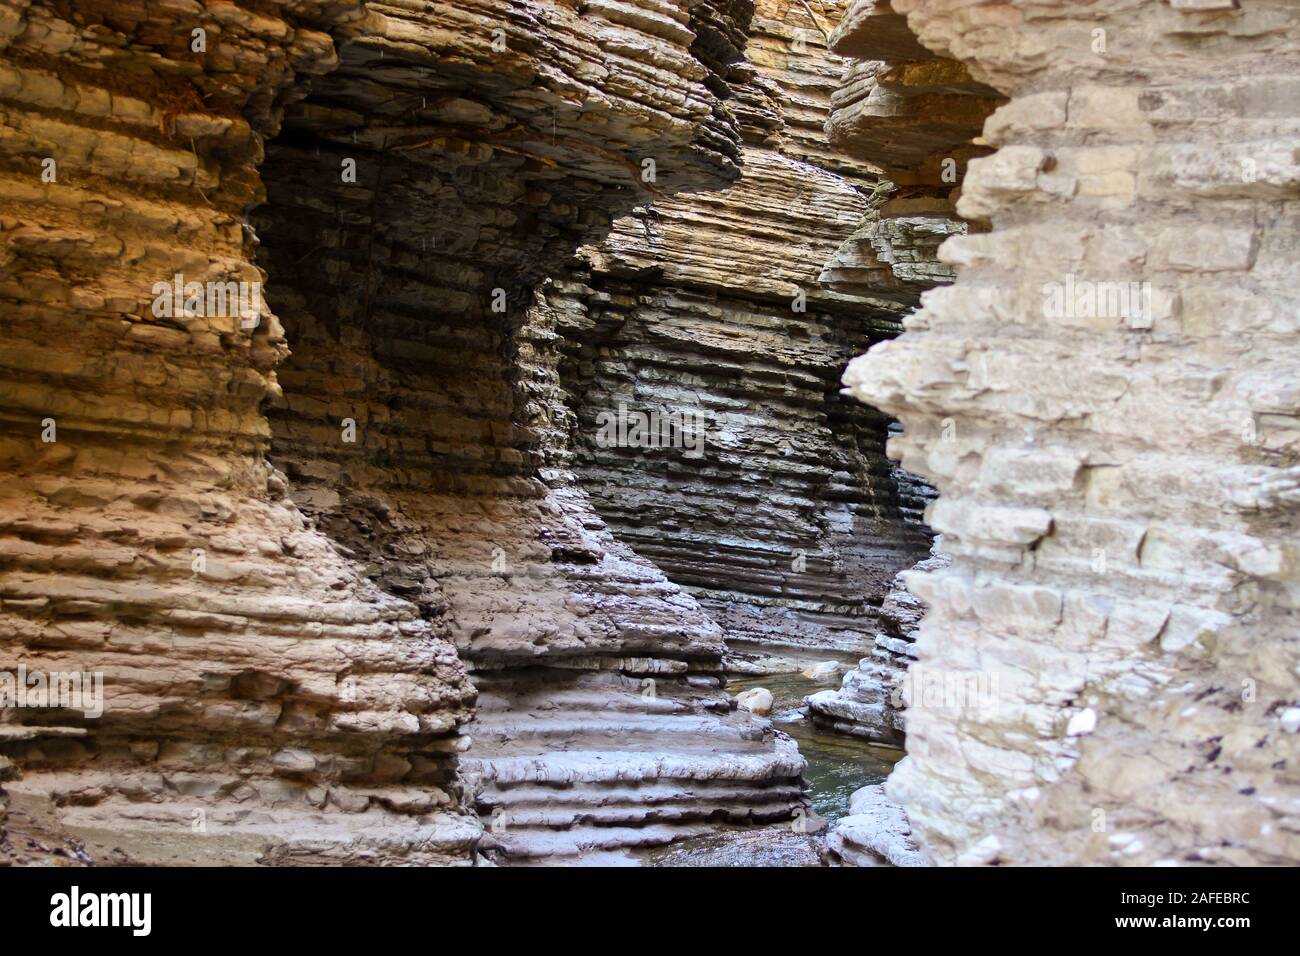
[464, 669, 806, 862]
[462, 741, 805, 788]
[476, 776, 805, 812]
[472, 688, 698, 717]
[480, 823, 717, 862]
[478, 792, 800, 831]
[468, 714, 773, 755]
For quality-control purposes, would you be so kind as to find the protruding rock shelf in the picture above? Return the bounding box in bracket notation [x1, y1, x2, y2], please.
[465, 670, 805, 863]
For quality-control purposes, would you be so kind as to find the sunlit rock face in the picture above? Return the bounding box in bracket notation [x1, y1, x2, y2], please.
[0, 0, 477, 868]
[541, 0, 933, 665]
[0, 0, 805, 866]
[838, 0, 1300, 865]
[820, 0, 1002, 311]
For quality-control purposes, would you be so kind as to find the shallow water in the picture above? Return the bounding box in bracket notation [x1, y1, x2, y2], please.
[727, 670, 902, 823]
[644, 660, 903, 866]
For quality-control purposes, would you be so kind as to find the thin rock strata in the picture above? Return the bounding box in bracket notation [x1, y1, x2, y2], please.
[0, 0, 808, 865]
[806, 0, 997, 748]
[543, 0, 932, 668]
[840, 0, 1300, 865]
[806, 544, 949, 746]
[818, 0, 1002, 310]
[448, 0, 922, 860]
[0, 0, 482, 867]
[252, 0, 813, 863]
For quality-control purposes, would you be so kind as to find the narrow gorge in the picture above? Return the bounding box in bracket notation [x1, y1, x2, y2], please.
[0, 0, 1297, 872]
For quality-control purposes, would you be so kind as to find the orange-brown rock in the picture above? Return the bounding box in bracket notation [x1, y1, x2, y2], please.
[0, 0, 801, 866]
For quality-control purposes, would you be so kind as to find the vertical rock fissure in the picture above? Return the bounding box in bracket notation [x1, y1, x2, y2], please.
[807, 1, 999, 772]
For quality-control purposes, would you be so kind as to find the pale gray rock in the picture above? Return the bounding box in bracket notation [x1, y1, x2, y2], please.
[806, 544, 950, 745]
[835, 0, 1300, 866]
[735, 687, 775, 716]
[826, 783, 926, 867]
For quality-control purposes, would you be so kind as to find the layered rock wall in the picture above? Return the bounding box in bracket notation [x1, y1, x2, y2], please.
[840, 0, 1300, 865]
[0, 0, 807, 865]
[0, 0, 484, 866]
[808, 0, 997, 743]
[545, 0, 933, 662]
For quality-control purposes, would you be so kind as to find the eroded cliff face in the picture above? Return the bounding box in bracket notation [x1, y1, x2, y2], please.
[5, 0, 1291, 871]
[0, 0, 476, 867]
[0, 0, 813, 866]
[838, 0, 1300, 865]
[543, 0, 932, 667]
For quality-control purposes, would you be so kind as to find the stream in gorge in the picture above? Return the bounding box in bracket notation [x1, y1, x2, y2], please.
[642, 664, 903, 866]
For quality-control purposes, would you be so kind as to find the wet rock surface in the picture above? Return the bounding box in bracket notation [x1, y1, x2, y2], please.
[646, 666, 903, 866]
[643, 822, 825, 867]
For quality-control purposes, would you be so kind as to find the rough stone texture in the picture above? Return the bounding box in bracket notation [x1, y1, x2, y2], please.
[840, 0, 1300, 865]
[825, 782, 924, 866]
[820, 0, 1002, 311]
[807, 543, 948, 744]
[807, 0, 990, 753]
[10, 0, 1287, 872]
[444, 0, 933, 860]
[0, 0, 810, 865]
[0, 0, 484, 867]
[542, 0, 932, 667]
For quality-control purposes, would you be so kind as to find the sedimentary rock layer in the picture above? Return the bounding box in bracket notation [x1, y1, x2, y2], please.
[0, 0, 483, 866]
[0, 0, 806, 865]
[807, 544, 948, 745]
[841, 0, 1300, 865]
[820, 0, 1001, 312]
[545, 0, 932, 662]
[808, 0, 990, 750]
